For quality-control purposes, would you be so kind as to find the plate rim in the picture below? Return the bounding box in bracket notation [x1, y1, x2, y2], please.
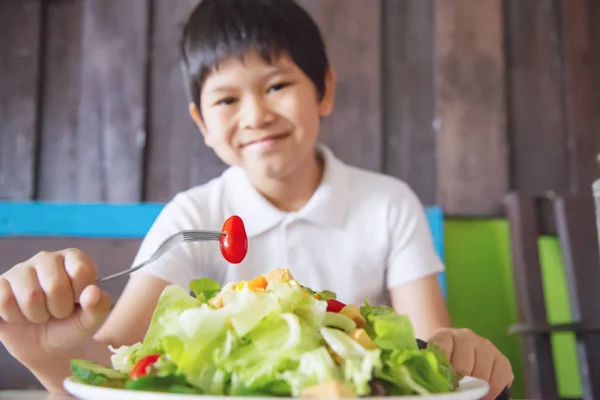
[63, 376, 490, 400]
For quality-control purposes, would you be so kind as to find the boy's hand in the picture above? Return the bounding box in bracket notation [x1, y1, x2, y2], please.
[429, 328, 514, 400]
[0, 249, 111, 366]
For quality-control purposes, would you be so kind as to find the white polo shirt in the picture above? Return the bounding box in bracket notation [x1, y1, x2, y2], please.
[133, 146, 444, 306]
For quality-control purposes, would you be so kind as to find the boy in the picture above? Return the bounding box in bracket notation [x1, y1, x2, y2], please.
[0, 0, 513, 398]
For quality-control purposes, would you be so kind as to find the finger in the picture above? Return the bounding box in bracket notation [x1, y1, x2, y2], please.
[35, 260, 75, 319]
[0, 278, 28, 324]
[78, 286, 111, 333]
[449, 331, 476, 378]
[484, 356, 514, 400]
[62, 249, 97, 300]
[428, 328, 455, 360]
[45, 286, 111, 350]
[471, 339, 494, 382]
[12, 267, 50, 323]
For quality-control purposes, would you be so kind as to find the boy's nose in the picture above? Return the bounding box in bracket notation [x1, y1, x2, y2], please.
[240, 97, 275, 129]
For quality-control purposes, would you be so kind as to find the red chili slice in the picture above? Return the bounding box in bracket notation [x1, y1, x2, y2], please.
[129, 354, 161, 380]
[326, 299, 346, 313]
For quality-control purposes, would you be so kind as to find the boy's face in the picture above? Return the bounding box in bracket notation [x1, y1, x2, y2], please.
[190, 51, 335, 181]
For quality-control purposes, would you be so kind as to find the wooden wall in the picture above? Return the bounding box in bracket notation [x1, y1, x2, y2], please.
[1, 0, 599, 216]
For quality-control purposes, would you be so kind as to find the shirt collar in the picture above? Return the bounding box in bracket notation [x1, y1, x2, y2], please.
[223, 145, 350, 237]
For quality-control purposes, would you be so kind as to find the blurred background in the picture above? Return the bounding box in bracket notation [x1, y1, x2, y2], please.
[1, 0, 600, 398]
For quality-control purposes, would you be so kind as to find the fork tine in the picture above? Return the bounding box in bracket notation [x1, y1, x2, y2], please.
[181, 230, 223, 235]
[183, 231, 223, 238]
[182, 229, 224, 234]
[183, 237, 221, 242]
[184, 236, 221, 241]
[182, 232, 223, 241]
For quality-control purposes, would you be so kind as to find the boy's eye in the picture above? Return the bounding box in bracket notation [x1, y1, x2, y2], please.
[216, 97, 237, 106]
[268, 82, 291, 93]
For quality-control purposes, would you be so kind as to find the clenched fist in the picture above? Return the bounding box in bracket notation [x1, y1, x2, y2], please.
[0, 249, 111, 365]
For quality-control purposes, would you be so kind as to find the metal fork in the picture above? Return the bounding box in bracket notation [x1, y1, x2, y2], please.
[95, 230, 224, 284]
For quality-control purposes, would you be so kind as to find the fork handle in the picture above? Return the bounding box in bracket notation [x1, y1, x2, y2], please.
[416, 339, 510, 399]
[95, 269, 135, 284]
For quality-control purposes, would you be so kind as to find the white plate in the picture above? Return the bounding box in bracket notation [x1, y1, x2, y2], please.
[63, 376, 489, 400]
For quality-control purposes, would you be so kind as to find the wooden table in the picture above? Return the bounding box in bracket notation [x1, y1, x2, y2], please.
[0, 392, 71, 400]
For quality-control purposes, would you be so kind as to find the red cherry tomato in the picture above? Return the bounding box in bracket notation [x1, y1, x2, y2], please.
[220, 215, 248, 264]
[326, 299, 346, 313]
[129, 354, 161, 380]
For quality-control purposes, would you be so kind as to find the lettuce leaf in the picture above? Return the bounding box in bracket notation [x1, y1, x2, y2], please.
[360, 300, 417, 350]
[222, 313, 322, 395]
[280, 346, 342, 396]
[109, 343, 142, 374]
[377, 349, 452, 394]
[343, 349, 382, 396]
[138, 285, 203, 358]
[189, 278, 221, 302]
[360, 299, 457, 395]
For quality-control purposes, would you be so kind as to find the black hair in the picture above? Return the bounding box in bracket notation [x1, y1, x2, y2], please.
[180, 0, 329, 108]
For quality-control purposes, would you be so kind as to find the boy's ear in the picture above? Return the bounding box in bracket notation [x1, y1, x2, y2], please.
[188, 103, 209, 140]
[319, 68, 336, 117]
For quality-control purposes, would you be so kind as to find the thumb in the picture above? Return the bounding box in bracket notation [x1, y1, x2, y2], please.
[76, 285, 111, 334]
[46, 286, 111, 350]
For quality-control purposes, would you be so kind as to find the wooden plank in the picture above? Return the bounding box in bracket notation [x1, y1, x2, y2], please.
[36, 0, 83, 201]
[75, 0, 149, 202]
[560, 0, 600, 194]
[0, 1, 42, 201]
[594, 1, 600, 183]
[382, 0, 436, 205]
[596, 179, 600, 248]
[503, 193, 559, 399]
[144, 0, 226, 202]
[0, 236, 141, 390]
[311, 0, 382, 172]
[555, 196, 600, 398]
[435, 0, 508, 216]
[504, 0, 569, 195]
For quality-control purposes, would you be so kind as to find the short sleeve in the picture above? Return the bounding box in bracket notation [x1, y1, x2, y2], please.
[130, 193, 211, 290]
[385, 184, 445, 289]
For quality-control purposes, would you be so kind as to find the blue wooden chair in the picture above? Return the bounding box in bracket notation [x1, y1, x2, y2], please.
[0, 201, 446, 390]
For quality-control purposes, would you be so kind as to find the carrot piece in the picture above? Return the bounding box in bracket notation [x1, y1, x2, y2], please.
[248, 275, 268, 291]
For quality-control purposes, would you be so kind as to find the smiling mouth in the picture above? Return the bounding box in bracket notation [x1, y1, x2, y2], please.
[242, 132, 290, 147]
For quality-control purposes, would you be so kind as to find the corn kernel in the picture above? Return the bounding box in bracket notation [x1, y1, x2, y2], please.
[235, 281, 247, 290]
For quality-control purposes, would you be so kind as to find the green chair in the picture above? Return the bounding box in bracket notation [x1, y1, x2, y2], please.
[504, 193, 600, 400]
